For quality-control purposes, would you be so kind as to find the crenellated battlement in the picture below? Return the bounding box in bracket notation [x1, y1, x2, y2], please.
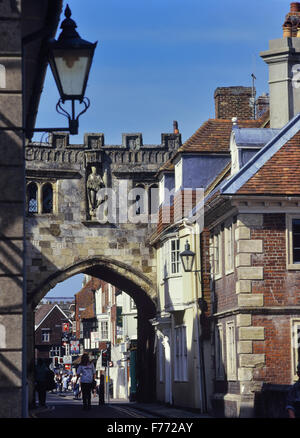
[25, 129, 181, 171]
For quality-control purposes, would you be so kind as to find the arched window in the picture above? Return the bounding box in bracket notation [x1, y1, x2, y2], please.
[135, 184, 146, 216]
[42, 183, 53, 213]
[27, 182, 38, 213]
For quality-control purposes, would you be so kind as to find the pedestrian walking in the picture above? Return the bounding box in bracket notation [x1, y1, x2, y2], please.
[35, 358, 54, 407]
[62, 373, 69, 392]
[72, 374, 80, 399]
[76, 353, 96, 410]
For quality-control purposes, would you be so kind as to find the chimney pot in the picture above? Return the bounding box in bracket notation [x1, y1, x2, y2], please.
[283, 20, 293, 37]
[173, 120, 179, 134]
[290, 2, 300, 13]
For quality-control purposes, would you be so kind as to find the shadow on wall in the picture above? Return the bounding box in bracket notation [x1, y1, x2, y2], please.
[254, 383, 291, 418]
[0, 125, 24, 412]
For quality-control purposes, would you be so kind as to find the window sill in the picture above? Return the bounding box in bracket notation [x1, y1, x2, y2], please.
[225, 269, 234, 276]
[163, 274, 182, 281]
[287, 263, 300, 270]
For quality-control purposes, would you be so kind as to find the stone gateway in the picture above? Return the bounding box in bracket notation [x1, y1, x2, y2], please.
[25, 128, 181, 406]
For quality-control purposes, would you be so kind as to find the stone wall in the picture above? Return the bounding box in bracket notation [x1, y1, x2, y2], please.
[0, 0, 24, 418]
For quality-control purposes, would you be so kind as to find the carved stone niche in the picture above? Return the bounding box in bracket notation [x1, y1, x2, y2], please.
[122, 133, 143, 150]
[84, 149, 103, 165]
[49, 132, 69, 148]
[161, 133, 182, 150]
[84, 133, 105, 149]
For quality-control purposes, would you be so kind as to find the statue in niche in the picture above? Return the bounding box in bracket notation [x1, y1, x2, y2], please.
[87, 166, 106, 219]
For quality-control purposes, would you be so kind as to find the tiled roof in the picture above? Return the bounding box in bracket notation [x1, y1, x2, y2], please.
[178, 116, 268, 154]
[35, 303, 55, 326]
[237, 128, 300, 195]
[81, 303, 95, 319]
[157, 112, 269, 175]
[221, 113, 300, 196]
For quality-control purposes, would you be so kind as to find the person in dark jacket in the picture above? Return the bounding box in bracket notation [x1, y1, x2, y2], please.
[35, 359, 50, 407]
[286, 363, 300, 418]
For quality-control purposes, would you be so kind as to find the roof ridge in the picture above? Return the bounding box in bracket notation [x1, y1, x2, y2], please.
[221, 113, 300, 194]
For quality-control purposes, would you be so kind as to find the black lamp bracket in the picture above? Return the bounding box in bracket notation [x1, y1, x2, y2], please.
[56, 96, 90, 135]
[0, 96, 90, 136]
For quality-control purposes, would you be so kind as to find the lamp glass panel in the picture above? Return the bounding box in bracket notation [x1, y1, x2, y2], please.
[53, 50, 90, 97]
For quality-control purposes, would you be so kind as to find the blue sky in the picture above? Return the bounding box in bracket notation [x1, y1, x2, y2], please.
[44, 0, 288, 298]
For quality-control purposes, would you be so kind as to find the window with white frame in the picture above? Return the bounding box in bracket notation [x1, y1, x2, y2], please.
[225, 223, 234, 274]
[160, 243, 165, 281]
[212, 229, 222, 277]
[50, 346, 60, 357]
[291, 319, 300, 380]
[226, 321, 237, 380]
[215, 323, 225, 380]
[41, 328, 50, 342]
[174, 325, 188, 381]
[170, 239, 180, 274]
[100, 320, 109, 340]
[130, 298, 136, 310]
[287, 215, 300, 269]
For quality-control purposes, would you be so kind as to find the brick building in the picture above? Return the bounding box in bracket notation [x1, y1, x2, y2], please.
[151, 2, 300, 417]
[74, 276, 118, 359]
[198, 3, 300, 416]
[34, 303, 72, 363]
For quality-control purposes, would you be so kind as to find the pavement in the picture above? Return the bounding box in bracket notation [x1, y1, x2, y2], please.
[129, 401, 212, 418]
[29, 391, 213, 419]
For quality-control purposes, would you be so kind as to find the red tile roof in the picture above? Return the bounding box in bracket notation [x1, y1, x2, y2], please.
[237, 128, 300, 195]
[35, 303, 55, 326]
[157, 112, 269, 176]
[178, 115, 268, 154]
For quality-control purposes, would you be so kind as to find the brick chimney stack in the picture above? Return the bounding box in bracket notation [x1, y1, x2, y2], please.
[173, 120, 179, 134]
[214, 86, 255, 120]
[282, 2, 300, 37]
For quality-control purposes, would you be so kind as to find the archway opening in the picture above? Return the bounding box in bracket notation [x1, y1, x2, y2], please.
[29, 261, 157, 408]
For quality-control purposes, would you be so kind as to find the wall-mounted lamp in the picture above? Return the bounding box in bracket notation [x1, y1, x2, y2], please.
[179, 240, 196, 273]
[0, 4, 97, 137]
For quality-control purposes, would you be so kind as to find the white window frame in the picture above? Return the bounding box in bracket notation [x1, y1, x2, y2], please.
[287, 214, 300, 270]
[225, 222, 234, 275]
[170, 238, 181, 275]
[41, 328, 50, 342]
[212, 227, 222, 279]
[291, 318, 300, 381]
[215, 323, 225, 380]
[100, 320, 109, 340]
[226, 321, 237, 380]
[174, 325, 188, 382]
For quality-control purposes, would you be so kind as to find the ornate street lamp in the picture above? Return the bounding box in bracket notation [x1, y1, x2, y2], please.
[0, 4, 97, 136]
[48, 4, 97, 135]
[179, 240, 196, 273]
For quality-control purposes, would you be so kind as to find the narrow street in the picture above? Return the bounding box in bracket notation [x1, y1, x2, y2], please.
[29, 391, 211, 421]
[30, 392, 155, 419]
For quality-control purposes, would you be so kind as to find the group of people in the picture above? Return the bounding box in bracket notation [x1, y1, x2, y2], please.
[35, 353, 105, 410]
